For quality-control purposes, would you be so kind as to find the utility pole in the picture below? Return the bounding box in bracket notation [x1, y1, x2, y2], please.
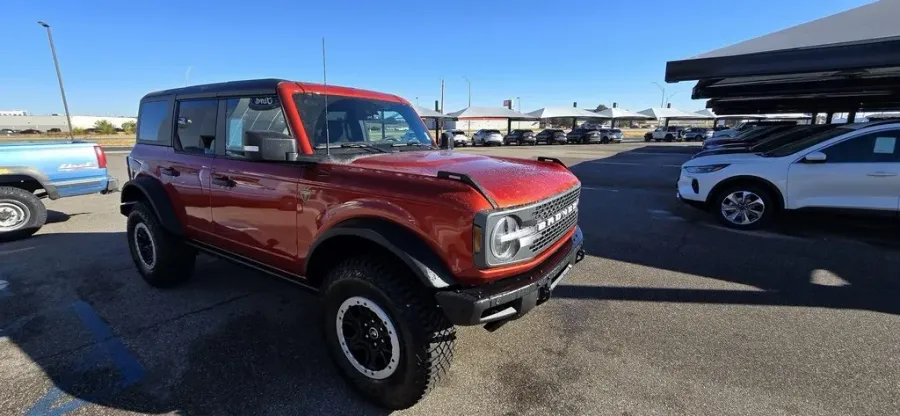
[652, 82, 665, 108]
[440, 79, 445, 140]
[38, 21, 73, 139]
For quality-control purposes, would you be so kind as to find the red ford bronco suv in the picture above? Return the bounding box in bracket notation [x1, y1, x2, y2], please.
[120, 79, 584, 409]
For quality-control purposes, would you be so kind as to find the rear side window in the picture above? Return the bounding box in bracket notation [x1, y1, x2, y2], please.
[822, 130, 900, 163]
[224, 96, 289, 159]
[137, 100, 170, 144]
[175, 100, 218, 155]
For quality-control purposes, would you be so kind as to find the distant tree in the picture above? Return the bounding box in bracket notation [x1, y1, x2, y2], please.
[595, 104, 609, 112]
[93, 120, 116, 135]
[121, 120, 137, 134]
[72, 128, 87, 136]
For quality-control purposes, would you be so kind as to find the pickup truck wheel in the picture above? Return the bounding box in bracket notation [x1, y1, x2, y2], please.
[0, 186, 47, 241]
[322, 255, 455, 410]
[126, 202, 196, 287]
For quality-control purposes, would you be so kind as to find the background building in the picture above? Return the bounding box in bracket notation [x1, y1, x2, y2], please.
[0, 115, 136, 131]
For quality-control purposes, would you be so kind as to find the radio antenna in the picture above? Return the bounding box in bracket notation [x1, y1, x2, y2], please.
[322, 37, 330, 155]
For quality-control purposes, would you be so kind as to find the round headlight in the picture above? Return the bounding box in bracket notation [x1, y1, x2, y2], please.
[491, 216, 520, 260]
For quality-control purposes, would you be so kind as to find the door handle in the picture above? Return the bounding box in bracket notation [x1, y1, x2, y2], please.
[211, 175, 236, 188]
[867, 172, 898, 177]
[160, 167, 180, 177]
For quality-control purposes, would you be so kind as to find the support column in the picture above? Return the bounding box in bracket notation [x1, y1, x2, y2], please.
[572, 117, 577, 130]
[507, 118, 512, 135]
[825, 112, 834, 124]
[809, 112, 818, 125]
[847, 109, 857, 123]
[664, 118, 670, 128]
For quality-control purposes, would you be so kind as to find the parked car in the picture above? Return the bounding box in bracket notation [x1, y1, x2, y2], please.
[567, 127, 603, 144]
[606, 128, 624, 143]
[692, 125, 839, 159]
[682, 127, 714, 142]
[712, 120, 799, 138]
[18, 129, 41, 135]
[121, 79, 585, 410]
[678, 121, 900, 230]
[503, 129, 536, 145]
[472, 129, 504, 146]
[702, 125, 796, 150]
[47, 128, 63, 133]
[439, 129, 471, 147]
[0, 141, 118, 240]
[0, 129, 17, 135]
[645, 126, 685, 142]
[536, 129, 567, 144]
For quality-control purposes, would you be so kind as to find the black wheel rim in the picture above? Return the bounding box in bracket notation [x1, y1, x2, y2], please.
[134, 223, 156, 269]
[336, 296, 400, 379]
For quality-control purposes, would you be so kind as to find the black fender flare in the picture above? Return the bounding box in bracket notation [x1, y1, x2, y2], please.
[119, 176, 184, 236]
[306, 218, 457, 289]
[0, 166, 60, 199]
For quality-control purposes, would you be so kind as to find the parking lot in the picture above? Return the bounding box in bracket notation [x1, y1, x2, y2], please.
[1, 142, 899, 416]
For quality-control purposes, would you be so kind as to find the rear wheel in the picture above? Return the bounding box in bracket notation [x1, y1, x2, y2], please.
[322, 255, 456, 410]
[0, 186, 47, 242]
[601, 136, 610, 144]
[712, 184, 775, 230]
[665, 134, 674, 142]
[126, 202, 196, 287]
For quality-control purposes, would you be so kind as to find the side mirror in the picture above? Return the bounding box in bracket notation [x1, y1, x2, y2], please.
[243, 131, 299, 162]
[803, 151, 827, 163]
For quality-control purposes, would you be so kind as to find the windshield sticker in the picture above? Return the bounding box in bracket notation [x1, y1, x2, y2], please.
[873, 137, 896, 154]
[249, 96, 280, 111]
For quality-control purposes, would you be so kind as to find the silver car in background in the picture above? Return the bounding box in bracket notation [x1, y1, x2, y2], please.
[447, 129, 471, 146]
[473, 129, 504, 146]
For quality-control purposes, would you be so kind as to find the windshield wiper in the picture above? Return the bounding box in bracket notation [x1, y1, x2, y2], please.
[393, 142, 434, 148]
[315, 142, 388, 153]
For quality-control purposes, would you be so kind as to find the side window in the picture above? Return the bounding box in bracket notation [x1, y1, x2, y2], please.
[137, 100, 170, 144]
[224, 96, 289, 159]
[175, 100, 218, 155]
[822, 131, 900, 163]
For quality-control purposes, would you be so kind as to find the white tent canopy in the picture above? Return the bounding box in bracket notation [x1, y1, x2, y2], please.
[595, 108, 654, 119]
[447, 106, 537, 119]
[413, 105, 454, 119]
[694, 109, 767, 119]
[526, 107, 609, 119]
[639, 107, 709, 119]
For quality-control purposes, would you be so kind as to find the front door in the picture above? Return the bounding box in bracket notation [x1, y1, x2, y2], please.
[209, 96, 302, 274]
[159, 99, 218, 241]
[787, 129, 900, 213]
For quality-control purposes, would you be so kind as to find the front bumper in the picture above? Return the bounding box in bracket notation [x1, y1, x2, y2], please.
[435, 226, 584, 326]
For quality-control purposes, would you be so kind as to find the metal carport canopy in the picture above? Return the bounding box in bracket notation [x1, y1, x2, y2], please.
[526, 107, 609, 119]
[664, 0, 900, 116]
[665, 0, 900, 83]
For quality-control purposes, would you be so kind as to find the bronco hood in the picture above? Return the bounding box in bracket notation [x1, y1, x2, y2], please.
[346, 151, 579, 208]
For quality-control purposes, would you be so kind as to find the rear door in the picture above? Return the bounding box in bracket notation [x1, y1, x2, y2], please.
[209, 95, 302, 273]
[156, 98, 218, 240]
[787, 128, 900, 213]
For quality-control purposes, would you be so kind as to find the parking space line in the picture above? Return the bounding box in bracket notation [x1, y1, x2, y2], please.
[587, 161, 682, 168]
[581, 186, 619, 192]
[71, 301, 146, 386]
[0, 279, 9, 298]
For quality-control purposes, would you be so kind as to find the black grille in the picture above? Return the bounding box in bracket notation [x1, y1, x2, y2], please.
[528, 187, 580, 253]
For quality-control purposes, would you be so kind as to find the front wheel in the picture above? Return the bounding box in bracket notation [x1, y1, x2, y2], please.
[712, 185, 775, 230]
[0, 186, 47, 241]
[322, 256, 456, 410]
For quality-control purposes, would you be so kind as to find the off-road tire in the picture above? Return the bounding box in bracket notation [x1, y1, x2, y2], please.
[0, 186, 47, 242]
[126, 202, 196, 287]
[322, 255, 456, 410]
[711, 183, 776, 230]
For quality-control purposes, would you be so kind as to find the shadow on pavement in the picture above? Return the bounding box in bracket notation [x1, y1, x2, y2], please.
[46, 210, 90, 225]
[0, 231, 388, 416]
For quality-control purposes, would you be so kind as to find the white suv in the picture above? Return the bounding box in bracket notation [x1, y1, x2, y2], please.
[678, 122, 900, 229]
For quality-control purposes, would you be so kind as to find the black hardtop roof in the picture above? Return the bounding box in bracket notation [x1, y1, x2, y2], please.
[142, 78, 288, 100]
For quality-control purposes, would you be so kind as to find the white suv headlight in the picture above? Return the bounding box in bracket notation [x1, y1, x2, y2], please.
[684, 164, 730, 173]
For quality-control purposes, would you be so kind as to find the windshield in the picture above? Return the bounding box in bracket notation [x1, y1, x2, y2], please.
[294, 93, 434, 153]
[751, 126, 837, 152]
[764, 127, 852, 157]
[486, 130, 501, 134]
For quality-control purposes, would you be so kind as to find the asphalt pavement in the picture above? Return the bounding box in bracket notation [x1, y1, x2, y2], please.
[1, 142, 898, 416]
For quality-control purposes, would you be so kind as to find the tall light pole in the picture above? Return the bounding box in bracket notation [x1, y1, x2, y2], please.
[38, 21, 74, 140]
[665, 91, 679, 107]
[652, 82, 665, 108]
[462, 76, 471, 133]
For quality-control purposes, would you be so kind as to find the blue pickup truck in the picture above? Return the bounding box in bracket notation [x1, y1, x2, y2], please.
[0, 141, 118, 240]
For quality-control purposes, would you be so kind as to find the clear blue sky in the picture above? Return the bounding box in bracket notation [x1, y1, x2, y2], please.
[1, 0, 871, 116]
